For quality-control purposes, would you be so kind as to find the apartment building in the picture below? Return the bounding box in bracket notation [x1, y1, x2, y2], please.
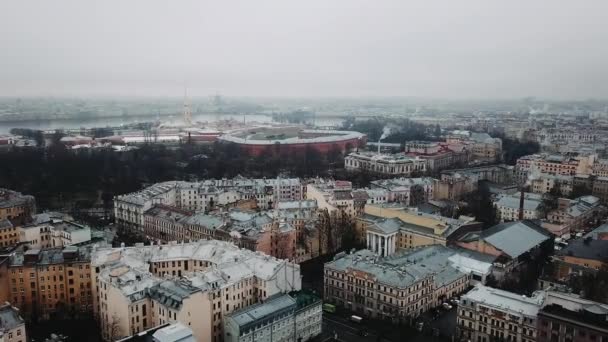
[446, 131, 502, 162]
[515, 153, 596, 183]
[530, 174, 574, 196]
[344, 152, 427, 176]
[404, 141, 469, 171]
[592, 158, 608, 177]
[537, 291, 608, 342]
[0, 303, 26, 342]
[0, 220, 18, 248]
[143, 205, 225, 243]
[437, 165, 515, 200]
[114, 178, 304, 233]
[458, 284, 545, 342]
[546, 196, 604, 233]
[91, 240, 302, 342]
[18, 213, 92, 249]
[494, 192, 543, 222]
[6, 246, 92, 320]
[0, 189, 36, 226]
[324, 247, 470, 322]
[306, 180, 355, 217]
[223, 292, 322, 342]
[369, 177, 435, 206]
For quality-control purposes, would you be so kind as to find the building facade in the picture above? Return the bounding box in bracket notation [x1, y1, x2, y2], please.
[0, 189, 36, 226]
[458, 284, 545, 342]
[114, 178, 305, 233]
[537, 291, 608, 342]
[324, 247, 470, 322]
[345, 152, 427, 176]
[6, 246, 92, 320]
[223, 292, 322, 342]
[92, 240, 302, 342]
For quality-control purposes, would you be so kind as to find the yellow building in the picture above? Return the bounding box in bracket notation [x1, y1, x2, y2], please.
[0, 189, 36, 226]
[0, 220, 18, 248]
[7, 246, 92, 320]
[359, 204, 481, 253]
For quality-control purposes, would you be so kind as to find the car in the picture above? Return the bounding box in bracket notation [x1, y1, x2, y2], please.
[416, 322, 424, 332]
[450, 299, 460, 306]
[442, 302, 453, 310]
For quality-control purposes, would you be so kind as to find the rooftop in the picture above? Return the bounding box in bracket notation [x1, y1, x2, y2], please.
[0, 219, 12, 230]
[228, 294, 296, 331]
[494, 192, 542, 211]
[459, 220, 551, 259]
[10, 246, 91, 266]
[93, 240, 300, 302]
[462, 284, 545, 317]
[0, 304, 24, 332]
[0, 188, 35, 209]
[557, 238, 608, 261]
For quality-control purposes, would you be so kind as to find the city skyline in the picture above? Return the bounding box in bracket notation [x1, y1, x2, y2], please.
[1, 1, 607, 99]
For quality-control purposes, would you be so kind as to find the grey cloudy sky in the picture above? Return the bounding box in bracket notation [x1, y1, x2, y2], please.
[1, 0, 607, 99]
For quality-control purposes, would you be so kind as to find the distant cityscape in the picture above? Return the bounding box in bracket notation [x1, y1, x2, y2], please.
[1, 96, 608, 342]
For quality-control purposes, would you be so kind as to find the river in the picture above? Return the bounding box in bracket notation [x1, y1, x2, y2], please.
[0, 113, 345, 134]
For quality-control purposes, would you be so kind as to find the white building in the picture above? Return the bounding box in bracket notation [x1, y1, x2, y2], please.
[345, 152, 427, 176]
[114, 178, 304, 233]
[305, 180, 354, 217]
[494, 192, 543, 222]
[370, 177, 435, 205]
[92, 240, 302, 342]
[19, 213, 91, 249]
[224, 292, 322, 342]
[458, 284, 545, 342]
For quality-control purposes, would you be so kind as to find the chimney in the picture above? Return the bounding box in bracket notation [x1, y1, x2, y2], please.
[519, 187, 526, 221]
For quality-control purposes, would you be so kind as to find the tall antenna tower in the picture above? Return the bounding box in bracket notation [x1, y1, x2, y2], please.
[183, 87, 193, 126]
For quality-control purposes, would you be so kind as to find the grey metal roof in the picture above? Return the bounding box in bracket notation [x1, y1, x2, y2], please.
[229, 294, 296, 330]
[584, 223, 608, 239]
[494, 193, 542, 211]
[0, 219, 12, 230]
[383, 245, 469, 288]
[558, 239, 608, 261]
[149, 280, 200, 310]
[180, 213, 223, 228]
[466, 221, 551, 259]
[462, 284, 545, 317]
[0, 304, 24, 331]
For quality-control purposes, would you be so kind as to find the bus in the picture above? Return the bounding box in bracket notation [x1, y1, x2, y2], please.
[322, 304, 336, 313]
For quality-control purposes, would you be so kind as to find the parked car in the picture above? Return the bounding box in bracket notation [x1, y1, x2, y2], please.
[416, 321, 424, 332]
[442, 302, 453, 310]
[450, 298, 460, 306]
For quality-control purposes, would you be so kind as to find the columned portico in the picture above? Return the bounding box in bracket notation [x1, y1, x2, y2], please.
[367, 229, 398, 257]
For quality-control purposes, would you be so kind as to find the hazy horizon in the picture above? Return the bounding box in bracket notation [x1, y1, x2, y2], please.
[2, 1, 607, 99]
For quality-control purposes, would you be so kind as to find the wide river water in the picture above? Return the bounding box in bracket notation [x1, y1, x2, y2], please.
[0, 113, 344, 134]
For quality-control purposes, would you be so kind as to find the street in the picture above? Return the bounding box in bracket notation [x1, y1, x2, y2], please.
[320, 307, 458, 342]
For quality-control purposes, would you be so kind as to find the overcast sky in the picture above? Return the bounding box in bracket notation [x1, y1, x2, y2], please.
[1, 0, 607, 99]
